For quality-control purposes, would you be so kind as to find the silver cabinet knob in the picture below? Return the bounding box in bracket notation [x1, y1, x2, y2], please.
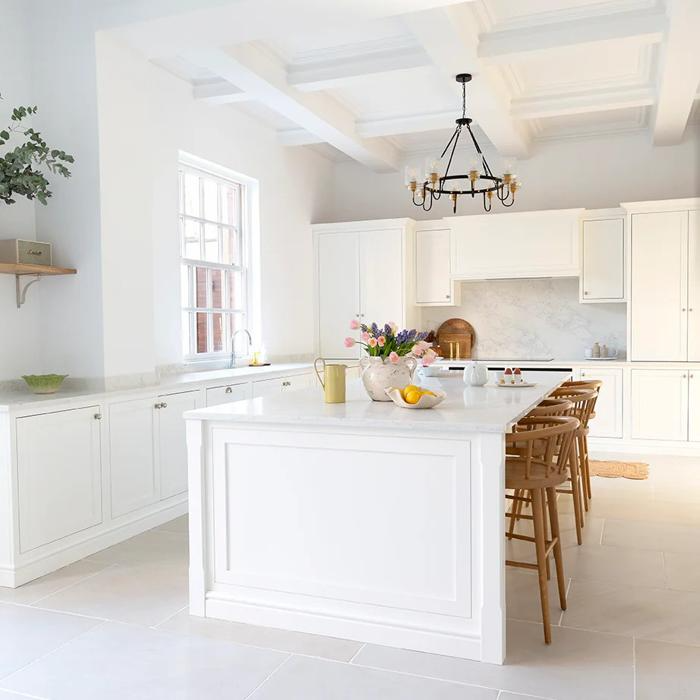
[584, 291, 589, 295]
[225, 386, 233, 394]
[282, 381, 291, 387]
[445, 294, 450, 299]
[93, 413, 102, 420]
[161, 402, 167, 409]
[682, 308, 687, 312]
[682, 374, 687, 379]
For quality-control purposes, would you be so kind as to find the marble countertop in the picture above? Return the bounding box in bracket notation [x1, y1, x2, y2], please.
[0, 363, 315, 409]
[185, 370, 571, 434]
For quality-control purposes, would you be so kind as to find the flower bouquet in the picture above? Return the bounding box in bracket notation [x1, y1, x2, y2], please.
[345, 320, 437, 401]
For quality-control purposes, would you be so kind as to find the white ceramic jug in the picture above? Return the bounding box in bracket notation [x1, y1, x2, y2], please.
[463, 361, 489, 387]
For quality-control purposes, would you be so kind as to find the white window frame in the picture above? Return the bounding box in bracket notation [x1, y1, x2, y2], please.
[178, 152, 260, 363]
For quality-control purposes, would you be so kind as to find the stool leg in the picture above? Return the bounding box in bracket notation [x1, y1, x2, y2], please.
[531, 488, 552, 644]
[568, 440, 584, 545]
[541, 489, 551, 581]
[507, 489, 521, 540]
[547, 486, 567, 611]
[577, 434, 589, 512]
[582, 433, 593, 501]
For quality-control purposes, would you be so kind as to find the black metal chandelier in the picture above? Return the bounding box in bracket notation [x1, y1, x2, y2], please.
[405, 73, 521, 214]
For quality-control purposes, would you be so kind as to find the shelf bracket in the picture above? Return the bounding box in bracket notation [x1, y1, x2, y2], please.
[15, 275, 40, 308]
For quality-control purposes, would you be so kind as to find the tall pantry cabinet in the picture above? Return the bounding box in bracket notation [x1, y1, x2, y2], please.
[313, 219, 418, 359]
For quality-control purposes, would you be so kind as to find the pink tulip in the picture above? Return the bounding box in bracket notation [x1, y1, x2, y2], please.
[389, 351, 400, 364]
[412, 345, 425, 357]
[350, 319, 360, 330]
[416, 340, 431, 351]
[361, 331, 370, 341]
[368, 337, 378, 348]
[377, 335, 386, 347]
[344, 337, 355, 348]
[422, 349, 437, 366]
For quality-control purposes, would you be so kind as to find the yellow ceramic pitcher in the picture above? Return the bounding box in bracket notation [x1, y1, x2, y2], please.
[314, 358, 347, 404]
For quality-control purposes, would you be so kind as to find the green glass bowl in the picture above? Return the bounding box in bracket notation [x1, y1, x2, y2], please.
[22, 374, 69, 394]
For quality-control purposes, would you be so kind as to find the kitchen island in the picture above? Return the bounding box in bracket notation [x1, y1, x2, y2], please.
[185, 371, 570, 664]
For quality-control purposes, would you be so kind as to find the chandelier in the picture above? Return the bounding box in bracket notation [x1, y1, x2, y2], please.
[405, 73, 521, 214]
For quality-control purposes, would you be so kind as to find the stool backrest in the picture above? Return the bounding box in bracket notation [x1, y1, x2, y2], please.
[506, 415, 579, 481]
[549, 387, 598, 429]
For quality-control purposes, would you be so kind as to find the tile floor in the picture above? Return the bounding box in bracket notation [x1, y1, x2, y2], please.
[0, 452, 698, 699]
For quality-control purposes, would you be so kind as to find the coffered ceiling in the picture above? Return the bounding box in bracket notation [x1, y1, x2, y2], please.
[112, 0, 700, 171]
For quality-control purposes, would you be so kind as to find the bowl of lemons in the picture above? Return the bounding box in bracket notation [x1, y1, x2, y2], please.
[385, 384, 446, 409]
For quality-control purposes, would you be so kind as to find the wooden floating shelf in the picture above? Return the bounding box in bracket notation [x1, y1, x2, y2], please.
[0, 262, 77, 308]
[0, 262, 77, 277]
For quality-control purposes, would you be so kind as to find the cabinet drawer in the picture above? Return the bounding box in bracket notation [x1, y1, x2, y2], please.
[17, 406, 102, 552]
[578, 367, 623, 438]
[206, 383, 249, 407]
[252, 374, 312, 398]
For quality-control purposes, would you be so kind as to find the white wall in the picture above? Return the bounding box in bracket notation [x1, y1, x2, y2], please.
[421, 278, 627, 361]
[95, 34, 334, 376]
[326, 128, 700, 222]
[0, 1, 41, 381]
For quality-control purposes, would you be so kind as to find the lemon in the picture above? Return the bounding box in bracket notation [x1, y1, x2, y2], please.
[421, 389, 437, 397]
[404, 389, 422, 404]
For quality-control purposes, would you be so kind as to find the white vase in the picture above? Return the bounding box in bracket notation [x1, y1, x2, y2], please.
[360, 355, 418, 401]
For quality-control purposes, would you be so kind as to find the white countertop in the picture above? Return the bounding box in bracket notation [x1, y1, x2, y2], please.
[185, 370, 571, 434]
[0, 363, 314, 409]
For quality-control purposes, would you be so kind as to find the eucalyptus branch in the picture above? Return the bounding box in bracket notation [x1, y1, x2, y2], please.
[0, 96, 75, 206]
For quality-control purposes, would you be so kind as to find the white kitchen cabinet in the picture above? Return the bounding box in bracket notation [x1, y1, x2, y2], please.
[252, 373, 313, 399]
[630, 368, 689, 441]
[206, 383, 249, 407]
[317, 232, 360, 359]
[157, 390, 200, 500]
[578, 367, 623, 438]
[688, 210, 700, 361]
[108, 397, 158, 518]
[415, 225, 459, 306]
[451, 208, 582, 280]
[580, 215, 625, 302]
[689, 370, 700, 442]
[314, 220, 416, 359]
[17, 406, 102, 552]
[629, 210, 689, 361]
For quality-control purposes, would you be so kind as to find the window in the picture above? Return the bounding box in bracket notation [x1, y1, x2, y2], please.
[179, 158, 249, 359]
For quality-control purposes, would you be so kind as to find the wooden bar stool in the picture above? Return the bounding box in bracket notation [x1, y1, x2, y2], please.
[550, 386, 598, 516]
[505, 415, 579, 644]
[507, 398, 574, 544]
[561, 379, 602, 503]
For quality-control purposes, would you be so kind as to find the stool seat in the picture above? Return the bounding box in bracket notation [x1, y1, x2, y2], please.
[506, 458, 569, 490]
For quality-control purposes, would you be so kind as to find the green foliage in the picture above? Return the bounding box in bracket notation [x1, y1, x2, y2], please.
[0, 98, 75, 205]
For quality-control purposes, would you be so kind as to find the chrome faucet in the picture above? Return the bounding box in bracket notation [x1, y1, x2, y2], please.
[230, 329, 253, 368]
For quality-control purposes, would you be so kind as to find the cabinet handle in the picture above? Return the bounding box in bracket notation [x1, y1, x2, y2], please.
[225, 386, 233, 394]
[584, 291, 589, 296]
[161, 402, 167, 409]
[445, 294, 450, 299]
[682, 374, 687, 379]
[93, 413, 102, 420]
[155, 402, 165, 409]
[682, 308, 687, 312]
[690, 374, 695, 379]
[282, 381, 291, 387]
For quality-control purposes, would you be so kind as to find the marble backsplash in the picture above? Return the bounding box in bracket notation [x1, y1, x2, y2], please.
[420, 278, 627, 361]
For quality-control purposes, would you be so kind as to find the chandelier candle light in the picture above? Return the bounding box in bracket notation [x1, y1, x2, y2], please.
[405, 73, 521, 213]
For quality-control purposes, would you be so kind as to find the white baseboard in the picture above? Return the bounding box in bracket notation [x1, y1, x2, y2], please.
[0, 499, 187, 588]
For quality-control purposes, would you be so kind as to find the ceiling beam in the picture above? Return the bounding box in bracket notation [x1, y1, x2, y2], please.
[478, 6, 666, 64]
[192, 80, 251, 104]
[287, 46, 431, 92]
[512, 85, 656, 120]
[277, 128, 323, 146]
[405, 4, 530, 158]
[653, 0, 700, 145]
[186, 45, 400, 172]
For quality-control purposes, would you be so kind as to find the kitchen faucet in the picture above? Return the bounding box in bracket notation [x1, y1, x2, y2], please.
[230, 328, 253, 368]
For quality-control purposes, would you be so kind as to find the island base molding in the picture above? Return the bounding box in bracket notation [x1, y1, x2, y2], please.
[187, 420, 507, 664]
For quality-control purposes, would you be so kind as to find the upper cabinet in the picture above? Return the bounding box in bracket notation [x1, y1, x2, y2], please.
[580, 211, 625, 303]
[313, 219, 418, 359]
[414, 222, 460, 306]
[450, 208, 583, 280]
[625, 199, 700, 361]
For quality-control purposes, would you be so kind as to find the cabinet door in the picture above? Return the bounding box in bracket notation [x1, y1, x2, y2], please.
[630, 211, 688, 361]
[17, 406, 102, 552]
[578, 367, 623, 438]
[109, 397, 157, 517]
[416, 228, 452, 304]
[630, 369, 688, 441]
[158, 390, 199, 500]
[688, 211, 700, 361]
[360, 228, 403, 326]
[206, 383, 249, 407]
[318, 232, 360, 359]
[581, 219, 624, 301]
[690, 370, 700, 442]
